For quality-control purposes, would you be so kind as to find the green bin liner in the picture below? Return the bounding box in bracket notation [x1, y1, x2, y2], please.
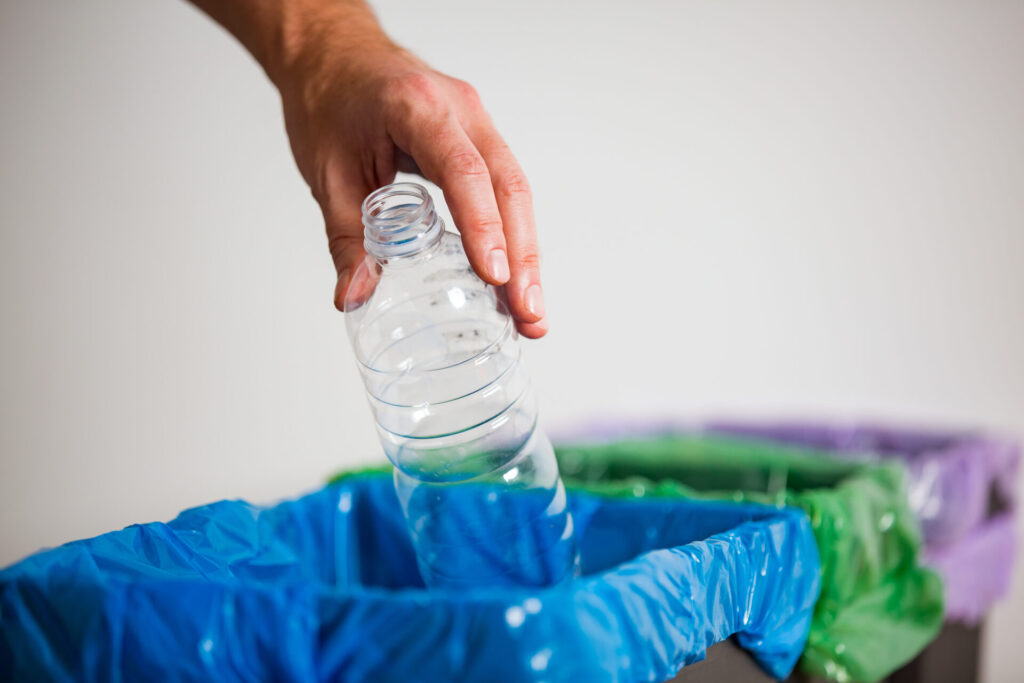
[552, 433, 944, 683]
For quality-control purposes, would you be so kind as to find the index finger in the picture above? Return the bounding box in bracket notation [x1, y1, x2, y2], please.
[392, 115, 511, 287]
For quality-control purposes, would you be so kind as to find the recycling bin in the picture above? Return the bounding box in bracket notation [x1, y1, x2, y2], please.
[552, 432, 945, 682]
[1, 471, 821, 682]
[704, 421, 1019, 683]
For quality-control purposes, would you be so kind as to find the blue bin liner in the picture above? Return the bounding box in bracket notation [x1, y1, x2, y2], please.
[1, 472, 820, 682]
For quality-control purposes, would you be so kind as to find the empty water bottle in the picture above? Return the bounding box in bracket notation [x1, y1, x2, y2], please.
[343, 182, 578, 589]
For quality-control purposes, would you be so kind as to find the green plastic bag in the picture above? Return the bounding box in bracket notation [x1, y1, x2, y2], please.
[553, 434, 944, 683]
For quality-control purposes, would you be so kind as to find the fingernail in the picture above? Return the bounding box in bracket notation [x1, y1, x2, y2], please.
[487, 248, 511, 284]
[524, 284, 545, 319]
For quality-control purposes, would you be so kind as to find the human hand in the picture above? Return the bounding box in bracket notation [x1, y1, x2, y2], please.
[271, 7, 547, 337]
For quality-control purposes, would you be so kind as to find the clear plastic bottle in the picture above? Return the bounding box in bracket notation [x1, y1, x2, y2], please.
[343, 182, 578, 589]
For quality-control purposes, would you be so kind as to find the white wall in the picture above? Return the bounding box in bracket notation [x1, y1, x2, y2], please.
[1, 1, 1022, 679]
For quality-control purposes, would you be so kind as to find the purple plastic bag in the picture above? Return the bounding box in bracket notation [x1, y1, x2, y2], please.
[703, 420, 1019, 624]
[704, 422, 1018, 544]
[925, 513, 1016, 623]
[551, 417, 1019, 624]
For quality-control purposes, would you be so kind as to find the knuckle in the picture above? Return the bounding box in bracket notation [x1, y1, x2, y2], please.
[462, 214, 503, 237]
[398, 72, 438, 98]
[327, 233, 360, 263]
[454, 79, 481, 104]
[497, 171, 532, 202]
[384, 72, 443, 112]
[445, 150, 489, 179]
[475, 217, 504, 235]
[512, 249, 540, 271]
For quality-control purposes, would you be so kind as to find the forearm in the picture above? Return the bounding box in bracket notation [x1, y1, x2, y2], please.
[186, 0, 392, 87]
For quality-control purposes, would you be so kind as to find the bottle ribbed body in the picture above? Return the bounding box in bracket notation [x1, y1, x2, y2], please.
[344, 183, 577, 589]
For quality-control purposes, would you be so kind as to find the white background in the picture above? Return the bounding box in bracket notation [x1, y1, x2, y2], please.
[1, 1, 1022, 679]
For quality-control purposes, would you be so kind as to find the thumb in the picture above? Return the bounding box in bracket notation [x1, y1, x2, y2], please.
[329, 231, 372, 312]
[317, 171, 374, 312]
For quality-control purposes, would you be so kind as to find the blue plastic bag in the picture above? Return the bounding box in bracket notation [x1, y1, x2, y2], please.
[1, 472, 820, 682]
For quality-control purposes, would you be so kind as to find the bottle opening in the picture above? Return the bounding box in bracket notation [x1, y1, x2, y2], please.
[362, 182, 443, 259]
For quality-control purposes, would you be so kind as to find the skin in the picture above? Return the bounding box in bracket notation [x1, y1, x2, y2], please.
[188, 0, 548, 337]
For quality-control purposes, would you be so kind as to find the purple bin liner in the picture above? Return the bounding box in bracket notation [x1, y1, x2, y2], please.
[925, 512, 1016, 623]
[703, 422, 1019, 545]
[703, 420, 1020, 624]
[551, 417, 1019, 624]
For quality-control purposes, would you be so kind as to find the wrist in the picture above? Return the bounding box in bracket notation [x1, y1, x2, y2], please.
[270, 0, 396, 90]
[190, 0, 396, 90]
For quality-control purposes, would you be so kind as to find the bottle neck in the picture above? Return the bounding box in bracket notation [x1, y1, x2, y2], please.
[361, 182, 444, 263]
